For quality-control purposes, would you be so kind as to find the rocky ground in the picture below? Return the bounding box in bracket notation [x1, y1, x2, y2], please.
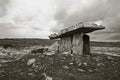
[0, 46, 120, 80]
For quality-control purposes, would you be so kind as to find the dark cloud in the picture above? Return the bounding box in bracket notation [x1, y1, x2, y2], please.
[0, 0, 119, 40]
[51, 0, 120, 41]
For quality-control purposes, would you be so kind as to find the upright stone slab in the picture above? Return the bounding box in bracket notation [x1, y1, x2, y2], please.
[83, 35, 90, 55]
[59, 36, 72, 53]
[72, 33, 83, 56]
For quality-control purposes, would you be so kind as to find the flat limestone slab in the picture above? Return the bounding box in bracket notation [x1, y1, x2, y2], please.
[49, 22, 105, 39]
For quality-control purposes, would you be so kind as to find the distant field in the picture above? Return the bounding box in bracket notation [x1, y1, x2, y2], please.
[0, 38, 119, 48]
[90, 41, 120, 47]
[0, 38, 56, 48]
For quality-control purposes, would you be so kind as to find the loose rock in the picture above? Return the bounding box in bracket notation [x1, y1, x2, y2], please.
[27, 58, 36, 66]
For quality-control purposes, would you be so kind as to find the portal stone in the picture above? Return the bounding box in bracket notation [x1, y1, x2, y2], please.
[49, 22, 105, 56]
[83, 34, 90, 55]
[59, 36, 72, 53]
[72, 33, 83, 56]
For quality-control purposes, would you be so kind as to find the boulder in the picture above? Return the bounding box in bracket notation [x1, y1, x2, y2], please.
[31, 48, 48, 53]
[44, 51, 56, 56]
[49, 33, 58, 39]
[48, 41, 59, 52]
[27, 58, 36, 66]
[41, 73, 53, 80]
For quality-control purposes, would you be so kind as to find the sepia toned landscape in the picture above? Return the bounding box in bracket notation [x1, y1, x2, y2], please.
[0, 38, 120, 80]
[0, 0, 120, 80]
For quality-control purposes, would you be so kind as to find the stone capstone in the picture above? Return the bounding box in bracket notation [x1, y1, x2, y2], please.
[49, 22, 105, 39]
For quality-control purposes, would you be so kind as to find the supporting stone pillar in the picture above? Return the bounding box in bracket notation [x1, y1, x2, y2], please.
[58, 33, 84, 56]
[59, 36, 72, 53]
[58, 33, 91, 56]
[72, 33, 83, 56]
[83, 34, 90, 55]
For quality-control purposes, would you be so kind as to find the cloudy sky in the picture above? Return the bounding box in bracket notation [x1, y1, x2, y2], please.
[0, 0, 120, 41]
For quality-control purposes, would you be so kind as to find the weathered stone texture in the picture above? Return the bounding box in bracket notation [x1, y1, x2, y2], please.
[49, 22, 105, 56]
[49, 22, 105, 39]
[59, 36, 72, 53]
[48, 41, 59, 52]
[72, 33, 83, 56]
[58, 33, 84, 56]
[49, 33, 58, 39]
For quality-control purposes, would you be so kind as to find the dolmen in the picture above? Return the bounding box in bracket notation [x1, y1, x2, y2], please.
[49, 22, 105, 56]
